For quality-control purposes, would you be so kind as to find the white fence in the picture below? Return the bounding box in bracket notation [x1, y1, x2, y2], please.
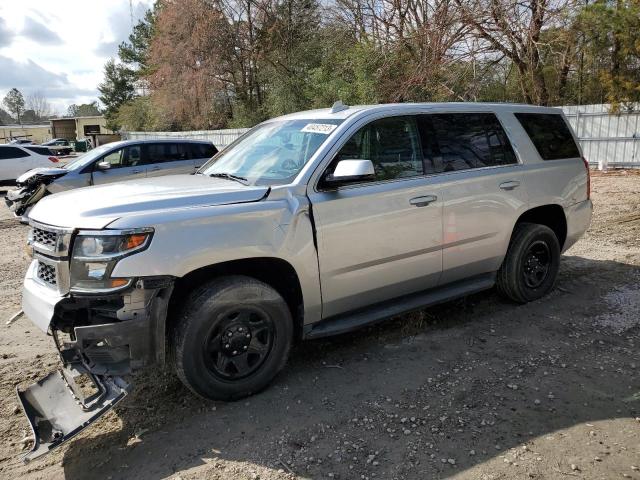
[123, 128, 249, 149]
[123, 104, 640, 168]
[561, 104, 640, 168]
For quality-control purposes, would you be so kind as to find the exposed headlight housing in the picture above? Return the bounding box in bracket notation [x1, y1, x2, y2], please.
[70, 228, 153, 293]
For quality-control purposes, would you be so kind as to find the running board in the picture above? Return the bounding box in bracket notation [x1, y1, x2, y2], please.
[305, 273, 496, 339]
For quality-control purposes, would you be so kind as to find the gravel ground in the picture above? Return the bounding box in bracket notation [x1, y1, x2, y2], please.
[0, 171, 638, 480]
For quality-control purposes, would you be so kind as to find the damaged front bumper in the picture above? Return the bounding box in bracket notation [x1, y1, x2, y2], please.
[18, 269, 173, 462]
[17, 366, 130, 462]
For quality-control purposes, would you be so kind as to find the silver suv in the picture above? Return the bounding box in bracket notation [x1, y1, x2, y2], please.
[17, 103, 591, 460]
[5, 139, 218, 218]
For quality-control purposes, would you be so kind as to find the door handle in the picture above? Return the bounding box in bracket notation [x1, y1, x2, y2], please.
[409, 195, 438, 207]
[131, 169, 143, 174]
[499, 180, 520, 191]
[195, 165, 202, 169]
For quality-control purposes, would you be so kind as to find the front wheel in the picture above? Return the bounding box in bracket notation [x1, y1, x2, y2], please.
[497, 223, 561, 303]
[173, 276, 293, 400]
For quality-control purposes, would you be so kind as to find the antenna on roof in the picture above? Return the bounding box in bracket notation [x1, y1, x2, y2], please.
[331, 100, 349, 113]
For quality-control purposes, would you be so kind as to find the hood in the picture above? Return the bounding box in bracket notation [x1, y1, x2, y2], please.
[28, 174, 270, 229]
[17, 167, 68, 185]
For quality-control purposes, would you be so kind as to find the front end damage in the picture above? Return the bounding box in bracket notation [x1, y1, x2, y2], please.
[5, 168, 68, 218]
[19, 262, 173, 462]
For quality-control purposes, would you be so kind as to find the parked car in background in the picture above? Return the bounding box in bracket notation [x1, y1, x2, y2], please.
[8, 139, 34, 145]
[5, 139, 218, 217]
[0, 145, 59, 185]
[41, 138, 73, 156]
[17, 102, 591, 461]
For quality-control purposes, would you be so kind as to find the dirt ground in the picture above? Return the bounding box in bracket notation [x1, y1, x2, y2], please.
[0, 172, 639, 480]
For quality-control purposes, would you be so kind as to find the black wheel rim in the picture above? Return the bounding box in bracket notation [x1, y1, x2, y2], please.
[202, 308, 274, 380]
[522, 240, 551, 288]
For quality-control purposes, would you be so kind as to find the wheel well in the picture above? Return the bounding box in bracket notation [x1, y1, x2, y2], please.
[515, 204, 567, 248]
[167, 258, 304, 341]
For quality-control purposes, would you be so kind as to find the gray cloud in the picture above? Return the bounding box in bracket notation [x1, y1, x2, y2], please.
[21, 17, 63, 45]
[0, 56, 97, 102]
[0, 18, 13, 47]
[94, 1, 149, 57]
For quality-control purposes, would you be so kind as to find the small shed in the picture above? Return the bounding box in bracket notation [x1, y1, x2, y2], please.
[50, 115, 117, 146]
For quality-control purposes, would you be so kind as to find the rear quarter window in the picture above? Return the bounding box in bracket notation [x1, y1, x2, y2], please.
[26, 146, 53, 156]
[514, 113, 581, 160]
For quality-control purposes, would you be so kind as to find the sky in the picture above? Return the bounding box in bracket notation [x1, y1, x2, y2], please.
[0, 0, 153, 117]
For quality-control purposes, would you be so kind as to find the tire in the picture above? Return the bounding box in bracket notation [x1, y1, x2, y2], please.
[497, 222, 561, 303]
[173, 275, 293, 400]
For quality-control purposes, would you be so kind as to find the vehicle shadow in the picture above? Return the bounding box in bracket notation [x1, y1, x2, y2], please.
[61, 255, 640, 479]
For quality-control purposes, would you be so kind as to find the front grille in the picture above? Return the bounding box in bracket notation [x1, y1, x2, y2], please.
[32, 227, 57, 248]
[37, 262, 57, 286]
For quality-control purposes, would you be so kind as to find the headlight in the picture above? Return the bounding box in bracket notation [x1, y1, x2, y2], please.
[70, 228, 153, 293]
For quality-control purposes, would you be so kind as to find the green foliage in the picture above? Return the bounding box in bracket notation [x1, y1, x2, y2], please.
[579, 0, 640, 111]
[115, 96, 158, 131]
[67, 101, 102, 117]
[0, 108, 13, 125]
[3, 88, 25, 124]
[98, 59, 137, 130]
[118, 4, 157, 74]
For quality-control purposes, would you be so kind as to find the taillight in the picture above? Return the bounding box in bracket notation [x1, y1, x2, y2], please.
[48, 156, 59, 163]
[582, 156, 590, 200]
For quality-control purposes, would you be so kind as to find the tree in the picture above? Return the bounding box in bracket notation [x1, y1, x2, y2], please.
[0, 108, 14, 125]
[67, 101, 101, 117]
[115, 96, 158, 131]
[118, 4, 157, 75]
[3, 88, 25, 124]
[26, 90, 52, 120]
[579, 0, 640, 111]
[98, 59, 137, 130]
[455, 0, 579, 105]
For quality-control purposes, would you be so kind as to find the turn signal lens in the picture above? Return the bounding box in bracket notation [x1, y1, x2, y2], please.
[48, 156, 59, 163]
[125, 233, 148, 250]
[108, 278, 130, 288]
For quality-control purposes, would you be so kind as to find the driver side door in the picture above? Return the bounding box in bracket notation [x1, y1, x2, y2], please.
[91, 144, 147, 185]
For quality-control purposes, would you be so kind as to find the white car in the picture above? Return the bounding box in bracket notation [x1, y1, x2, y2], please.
[0, 145, 59, 185]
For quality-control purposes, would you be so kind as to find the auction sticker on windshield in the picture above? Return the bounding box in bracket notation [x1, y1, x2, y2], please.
[301, 123, 337, 134]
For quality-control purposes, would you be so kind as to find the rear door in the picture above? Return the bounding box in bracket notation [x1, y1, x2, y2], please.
[145, 143, 197, 177]
[91, 144, 147, 185]
[308, 115, 443, 318]
[419, 112, 528, 284]
[0, 146, 33, 181]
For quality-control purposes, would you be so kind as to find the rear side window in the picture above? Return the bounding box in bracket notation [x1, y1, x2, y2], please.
[26, 146, 52, 156]
[146, 143, 191, 163]
[0, 147, 29, 159]
[418, 113, 517, 173]
[190, 143, 217, 158]
[514, 113, 580, 160]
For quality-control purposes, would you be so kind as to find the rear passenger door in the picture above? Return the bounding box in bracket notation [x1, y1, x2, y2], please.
[145, 143, 196, 177]
[418, 112, 528, 285]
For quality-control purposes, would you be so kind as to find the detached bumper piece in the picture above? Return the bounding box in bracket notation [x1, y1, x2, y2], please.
[17, 366, 129, 462]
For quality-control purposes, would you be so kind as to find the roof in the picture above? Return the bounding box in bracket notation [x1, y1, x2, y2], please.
[272, 102, 563, 122]
[0, 124, 50, 129]
[50, 115, 105, 121]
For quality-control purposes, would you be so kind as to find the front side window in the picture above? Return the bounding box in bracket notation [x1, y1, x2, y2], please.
[514, 113, 580, 160]
[419, 113, 517, 173]
[100, 145, 142, 169]
[200, 119, 342, 185]
[332, 116, 423, 181]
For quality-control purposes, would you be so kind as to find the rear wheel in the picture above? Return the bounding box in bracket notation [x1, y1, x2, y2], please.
[173, 275, 293, 400]
[497, 223, 560, 303]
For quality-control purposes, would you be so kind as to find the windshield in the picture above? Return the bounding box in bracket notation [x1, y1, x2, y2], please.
[199, 119, 343, 185]
[62, 144, 114, 170]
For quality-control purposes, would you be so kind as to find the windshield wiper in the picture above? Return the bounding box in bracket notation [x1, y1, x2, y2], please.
[208, 172, 249, 185]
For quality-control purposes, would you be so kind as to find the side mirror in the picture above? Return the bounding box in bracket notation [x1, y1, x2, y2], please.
[323, 159, 375, 186]
[96, 161, 111, 171]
